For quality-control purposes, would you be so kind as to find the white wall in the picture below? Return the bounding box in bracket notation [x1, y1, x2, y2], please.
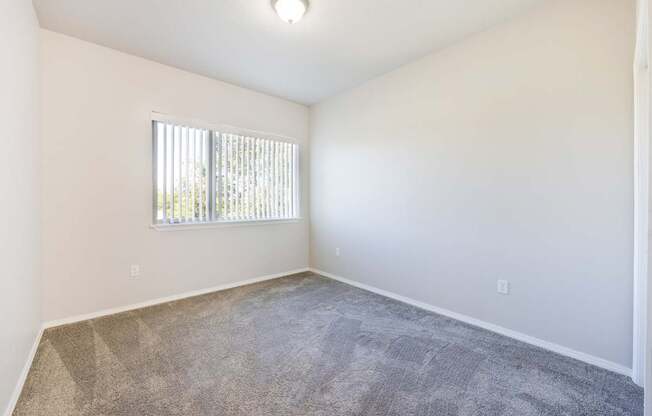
[310, 0, 635, 368]
[0, 0, 41, 413]
[41, 30, 310, 322]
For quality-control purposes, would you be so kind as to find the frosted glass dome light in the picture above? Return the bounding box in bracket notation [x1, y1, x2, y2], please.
[273, 0, 308, 24]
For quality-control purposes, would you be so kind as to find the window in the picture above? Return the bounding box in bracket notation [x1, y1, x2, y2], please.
[152, 117, 299, 226]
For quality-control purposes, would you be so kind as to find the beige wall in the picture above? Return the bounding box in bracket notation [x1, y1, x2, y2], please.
[310, 0, 635, 368]
[41, 30, 310, 322]
[0, 0, 41, 412]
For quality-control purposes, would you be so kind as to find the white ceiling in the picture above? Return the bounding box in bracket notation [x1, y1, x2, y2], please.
[33, 0, 546, 105]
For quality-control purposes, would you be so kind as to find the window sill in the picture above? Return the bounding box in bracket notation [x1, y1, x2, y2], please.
[150, 218, 303, 232]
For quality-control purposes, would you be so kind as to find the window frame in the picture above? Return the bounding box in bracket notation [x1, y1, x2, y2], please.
[150, 112, 302, 230]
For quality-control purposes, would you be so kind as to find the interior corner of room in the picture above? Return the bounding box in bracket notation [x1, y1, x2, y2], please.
[1, 0, 650, 415]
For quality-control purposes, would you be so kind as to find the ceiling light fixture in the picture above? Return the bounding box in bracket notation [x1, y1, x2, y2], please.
[272, 0, 308, 24]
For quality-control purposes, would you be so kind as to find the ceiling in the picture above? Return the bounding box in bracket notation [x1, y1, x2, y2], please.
[33, 0, 546, 105]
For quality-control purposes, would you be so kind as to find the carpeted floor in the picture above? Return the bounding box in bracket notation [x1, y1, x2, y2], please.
[13, 272, 643, 415]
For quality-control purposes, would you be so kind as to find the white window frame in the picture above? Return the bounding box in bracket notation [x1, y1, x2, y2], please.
[150, 112, 301, 231]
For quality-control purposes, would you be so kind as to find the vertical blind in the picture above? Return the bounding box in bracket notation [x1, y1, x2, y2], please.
[153, 120, 299, 225]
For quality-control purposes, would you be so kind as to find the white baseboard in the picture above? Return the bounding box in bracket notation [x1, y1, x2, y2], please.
[43, 268, 310, 329]
[310, 268, 632, 378]
[3, 326, 44, 416]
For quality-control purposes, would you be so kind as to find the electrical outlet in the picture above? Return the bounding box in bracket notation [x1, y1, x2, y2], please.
[497, 280, 509, 295]
[130, 264, 141, 278]
[335, 247, 341, 257]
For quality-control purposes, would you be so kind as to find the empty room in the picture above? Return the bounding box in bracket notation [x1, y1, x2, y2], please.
[2, 0, 652, 415]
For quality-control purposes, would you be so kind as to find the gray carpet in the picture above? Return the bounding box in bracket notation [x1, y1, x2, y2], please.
[13, 272, 643, 415]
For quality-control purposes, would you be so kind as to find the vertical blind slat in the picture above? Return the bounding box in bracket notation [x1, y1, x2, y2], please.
[160, 122, 167, 223]
[276, 141, 279, 219]
[289, 143, 294, 217]
[247, 138, 251, 219]
[287, 143, 290, 218]
[226, 134, 231, 219]
[224, 134, 233, 219]
[185, 127, 189, 222]
[224, 134, 229, 219]
[267, 140, 272, 219]
[279, 142, 283, 218]
[240, 136, 245, 220]
[248, 137, 252, 220]
[243, 137, 249, 219]
[292, 144, 297, 217]
[190, 128, 195, 221]
[197, 131, 201, 221]
[288, 141, 292, 219]
[279, 142, 284, 219]
[262, 140, 267, 219]
[232, 135, 236, 220]
[166, 124, 172, 220]
[241, 135, 245, 220]
[250, 137, 255, 220]
[215, 133, 221, 221]
[204, 131, 209, 221]
[272, 141, 277, 218]
[234, 135, 239, 220]
[254, 139, 258, 219]
[171, 125, 175, 220]
[285, 142, 289, 218]
[282, 142, 286, 218]
[193, 128, 199, 220]
[219, 134, 223, 218]
[247, 137, 252, 220]
[233, 135, 238, 220]
[175, 126, 180, 219]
